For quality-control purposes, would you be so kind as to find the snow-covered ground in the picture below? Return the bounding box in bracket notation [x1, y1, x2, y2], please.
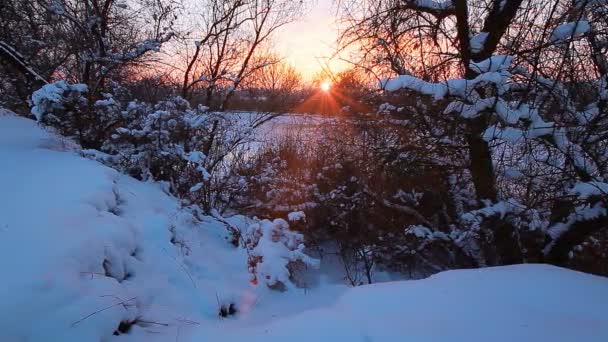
[1, 111, 607, 341]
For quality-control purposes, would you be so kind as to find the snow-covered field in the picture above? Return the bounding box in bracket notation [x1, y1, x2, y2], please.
[1, 111, 607, 341]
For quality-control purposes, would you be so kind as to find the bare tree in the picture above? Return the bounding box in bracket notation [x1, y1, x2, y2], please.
[181, 0, 249, 103]
[240, 57, 303, 111]
[220, 0, 305, 110]
[180, 0, 305, 109]
[43, 0, 177, 92]
[0, 0, 178, 106]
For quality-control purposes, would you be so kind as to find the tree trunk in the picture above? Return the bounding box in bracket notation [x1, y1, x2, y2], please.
[466, 116, 498, 202]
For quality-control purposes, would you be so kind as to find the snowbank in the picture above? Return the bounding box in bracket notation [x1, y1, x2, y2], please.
[211, 264, 608, 341]
[0, 113, 260, 341]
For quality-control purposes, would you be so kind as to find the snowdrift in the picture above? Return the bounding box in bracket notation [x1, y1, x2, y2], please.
[0, 112, 607, 341]
[219, 264, 608, 342]
[0, 112, 262, 341]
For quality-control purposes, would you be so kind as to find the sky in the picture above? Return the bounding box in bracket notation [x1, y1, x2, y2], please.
[274, 0, 346, 79]
[173, 0, 347, 82]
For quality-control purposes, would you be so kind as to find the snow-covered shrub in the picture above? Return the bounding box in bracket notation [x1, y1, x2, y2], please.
[235, 117, 474, 281]
[31, 81, 131, 149]
[28, 79, 262, 214]
[29, 82, 232, 211]
[31, 81, 87, 121]
[31, 81, 90, 138]
[78, 94, 263, 213]
[244, 218, 319, 290]
[96, 96, 212, 199]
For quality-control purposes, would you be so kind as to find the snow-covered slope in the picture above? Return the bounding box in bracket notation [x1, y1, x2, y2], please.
[1, 112, 607, 341]
[0, 113, 265, 341]
[217, 264, 608, 342]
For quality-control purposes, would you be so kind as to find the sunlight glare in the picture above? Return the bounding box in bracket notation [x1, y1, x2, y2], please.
[321, 81, 331, 92]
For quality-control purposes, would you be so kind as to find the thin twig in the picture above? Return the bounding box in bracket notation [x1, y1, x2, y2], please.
[71, 297, 137, 327]
[162, 247, 197, 288]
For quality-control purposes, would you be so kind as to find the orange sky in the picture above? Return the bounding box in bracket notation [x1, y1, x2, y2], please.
[274, 0, 347, 79]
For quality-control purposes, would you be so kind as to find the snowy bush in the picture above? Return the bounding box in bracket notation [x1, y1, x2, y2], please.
[244, 218, 319, 290]
[31, 81, 87, 121]
[31, 81, 133, 149]
[97, 96, 211, 196]
[31, 81, 90, 139]
[30, 78, 268, 215]
[234, 117, 475, 281]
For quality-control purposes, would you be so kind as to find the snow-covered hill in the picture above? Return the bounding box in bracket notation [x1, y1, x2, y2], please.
[0, 112, 254, 340]
[1, 112, 607, 341]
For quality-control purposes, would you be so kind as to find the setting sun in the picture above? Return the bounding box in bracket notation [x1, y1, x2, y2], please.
[320, 81, 331, 92]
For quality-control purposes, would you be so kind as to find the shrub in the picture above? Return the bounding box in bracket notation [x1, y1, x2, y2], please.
[234, 116, 476, 281]
[244, 218, 319, 290]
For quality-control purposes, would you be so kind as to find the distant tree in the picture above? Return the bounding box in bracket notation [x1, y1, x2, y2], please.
[240, 57, 303, 111]
[180, 0, 306, 109]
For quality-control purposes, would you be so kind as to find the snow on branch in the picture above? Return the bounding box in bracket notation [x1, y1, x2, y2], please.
[95, 33, 174, 64]
[481, 104, 555, 142]
[380, 53, 603, 182]
[380, 74, 450, 99]
[461, 199, 524, 223]
[551, 20, 590, 43]
[380, 55, 513, 101]
[405, 225, 450, 241]
[469, 55, 513, 73]
[571, 182, 608, 199]
[470, 32, 489, 53]
[402, 0, 455, 14]
[31, 81, 88, 121]
[0, 41, 48, 85]
[543, 202, 607, 255]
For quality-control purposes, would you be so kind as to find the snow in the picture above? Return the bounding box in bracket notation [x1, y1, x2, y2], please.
[49, 0, 66, 15]
[189, 182, 204, 192]
[380, 55, 513, 101]
[412, 0, 454, 11]
[287, 211, 306, 222]
[31, 81, 88, 121]
[483, 125, 524, 143]
[571, 181, 608, 198]
[470, 32, 489, 53]
[504, 167, 524, 179]
[544, 202, 607, 254]
[1, 112, 608, 341]
[470, 55, 513, 73]
[95, 97, 117, 107]
[201, 264, 608, 342]
[244, 218, 319, 288]
[405, 225, 449, 241]
[552, 21, 590, 43]
[185, 151, 206, 164]
[380, 74, 448, 99]
[0, 113, 269, 340]
[462, 199, 523, 221]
